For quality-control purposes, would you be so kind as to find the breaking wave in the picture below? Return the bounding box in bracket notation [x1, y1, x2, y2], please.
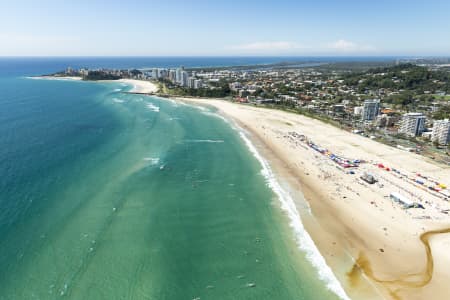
[236, 126, 351, 300]
[146, 103, 160, 112]
[185, 139, 224, 143]
[143, 157, 160, 165]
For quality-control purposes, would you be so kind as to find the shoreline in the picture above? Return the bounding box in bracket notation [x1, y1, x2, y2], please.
[28, 76, 159, 94]
[38, 77, 450, 299]
[24, 76, 352, 299]
[235, 124, 351, 299]
[172, 97, 450, 300]
[28, 75, 82, 81]
[117, 78, 159, 94]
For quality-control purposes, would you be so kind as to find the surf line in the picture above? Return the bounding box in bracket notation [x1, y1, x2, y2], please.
[164, 97, 351, 299]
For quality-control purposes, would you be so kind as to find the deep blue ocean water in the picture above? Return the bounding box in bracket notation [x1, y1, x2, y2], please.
[0, 56, 400, 77]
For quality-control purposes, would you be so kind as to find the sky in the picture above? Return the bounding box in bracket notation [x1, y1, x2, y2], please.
[1, 0, 450, 56]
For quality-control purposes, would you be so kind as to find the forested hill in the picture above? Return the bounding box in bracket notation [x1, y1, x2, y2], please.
[343, 64, 450, 93]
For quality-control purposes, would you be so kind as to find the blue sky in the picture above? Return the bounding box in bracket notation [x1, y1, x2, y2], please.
[1, 0, 449, 56]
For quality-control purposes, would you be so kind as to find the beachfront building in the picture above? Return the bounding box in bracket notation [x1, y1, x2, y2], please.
[169, 69, 176, 82]
[176, 66, 185, 84]
[152, 68, 159, 79]
[432, 119, 450, 145]
[187, 77, 196, 89]
[230, 82, 242, 91]
[361, 99, 380, 121]
[194, 80, 203, 89]
[376, 114, 397, 127]
[79, 68, 89, 77]
[354, 106, 363, 116]
[181, 71, 189, 87]
[399, 112, 426, 137]
[157, 69, 163, 79]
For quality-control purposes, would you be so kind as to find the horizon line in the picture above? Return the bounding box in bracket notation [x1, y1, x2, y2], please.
[1, 55, 450, 58]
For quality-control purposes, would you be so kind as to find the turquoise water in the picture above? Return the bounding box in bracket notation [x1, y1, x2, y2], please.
[0, 61, 343, 299]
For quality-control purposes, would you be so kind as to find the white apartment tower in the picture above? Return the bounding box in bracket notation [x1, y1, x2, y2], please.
[194, 80, 202, 89]
[169, 70, 177, 82]
[180, 71, 189, 87]
[187, 77, 196, 89]
[399, 113, 426, 137]
[152, 68, 159, 79]
[176, 66, 185, 84]
[432, 119, 450, 145]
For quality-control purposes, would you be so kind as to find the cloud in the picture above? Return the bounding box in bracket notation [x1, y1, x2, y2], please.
[328, 39, 376, 53]
[226, 40, 377, 55]
[228, 41, 304, 52]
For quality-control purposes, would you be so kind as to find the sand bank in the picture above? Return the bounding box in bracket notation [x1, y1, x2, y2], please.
[174, 98, 450, 300]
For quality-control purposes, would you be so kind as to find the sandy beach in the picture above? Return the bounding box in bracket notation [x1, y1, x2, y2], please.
[174, 98, 450, 300]
[117, 79, 159, 93]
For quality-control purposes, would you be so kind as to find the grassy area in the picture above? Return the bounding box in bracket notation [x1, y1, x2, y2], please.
[433, 94, 450, 101]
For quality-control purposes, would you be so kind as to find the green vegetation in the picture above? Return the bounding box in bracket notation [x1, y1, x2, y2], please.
[433, 105, 450, 120]
[161, 79, 231, 98]
[83, 71, 121, 81]
[129, 69, 142, 76]
[315, 61, 396, 73]
[170, 86, 231, 98]
[343, 64, 450, 94]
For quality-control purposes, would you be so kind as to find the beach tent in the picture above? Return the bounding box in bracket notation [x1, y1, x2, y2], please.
[390, 192, 421, 209]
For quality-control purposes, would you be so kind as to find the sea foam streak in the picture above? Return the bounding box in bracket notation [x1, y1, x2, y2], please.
[146, 103, 160, 112]
[186, 139, 224, 143]
[26, 76, 81, 81]
[235, 126, 351, 299]
[143, 157, 160, 165]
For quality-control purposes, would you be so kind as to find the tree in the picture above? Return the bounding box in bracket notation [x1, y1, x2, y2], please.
[433, 105, 450, 120]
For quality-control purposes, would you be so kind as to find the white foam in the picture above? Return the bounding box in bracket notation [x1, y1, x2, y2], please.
[167, 98, 179, 107]
[143, 157, 160, 165]
[26, 76, 80, 81]
[200, 110, 230, 123]
[112, 98, 124, 103]
[237, 128, 351, 300]
[114, 88, 122, 92]
[195, 106, 208, 111]
[146, 103, 160, 112]
[161, 99, 350, 298]
[186, 139, 224, 143]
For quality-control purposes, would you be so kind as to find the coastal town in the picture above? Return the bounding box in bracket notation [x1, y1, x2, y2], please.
[59, 61, 450, 165]
[56, 62, 450, 217]
[26, 59, 450, 300]
[6, 0, 450, 299]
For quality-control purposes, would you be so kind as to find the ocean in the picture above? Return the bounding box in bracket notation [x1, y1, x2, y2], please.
[0, 57, 347, 299]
